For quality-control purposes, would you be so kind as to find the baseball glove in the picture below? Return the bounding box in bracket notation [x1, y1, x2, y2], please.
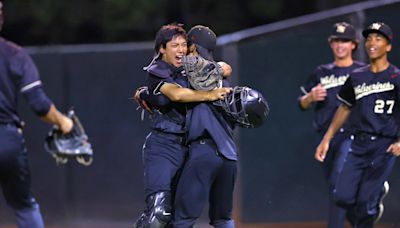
[44, 109, 93, 166]
[182, 55, 224, 91]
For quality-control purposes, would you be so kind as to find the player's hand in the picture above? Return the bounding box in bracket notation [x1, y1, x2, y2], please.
[315, 139, 330, 162]
[60, 116, 73, 134]
[217, 61, 232, 77]
[310, 84, 327, 102]
[387, 141, 400, 156]
[133, 87, 153, 114]
[209, 87, 232, 101]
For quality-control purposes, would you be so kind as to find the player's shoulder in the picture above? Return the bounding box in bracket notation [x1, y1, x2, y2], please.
[317, 62, 335, 71]
[351, 64, 370, 74]
[0, 37, 23, 57]
[389, 63, 400, 73]
[146, 60, 173, 79]
[353, 61, 367, 68]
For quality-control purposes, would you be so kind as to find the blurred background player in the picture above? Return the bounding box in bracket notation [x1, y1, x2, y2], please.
[299, 22, 364, 228]
[0, 1, 73, 227]
[132, 23, 231, 228]
[315, 22, 399, 228]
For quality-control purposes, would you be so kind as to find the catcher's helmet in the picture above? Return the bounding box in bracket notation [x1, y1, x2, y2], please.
[214, 86, 269, 128]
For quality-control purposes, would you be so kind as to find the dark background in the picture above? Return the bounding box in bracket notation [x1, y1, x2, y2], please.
[2, 0, 364, 46]
[1, 0, 400, 227]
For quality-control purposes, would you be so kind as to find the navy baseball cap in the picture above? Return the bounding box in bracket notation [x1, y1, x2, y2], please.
[328, 22, 357, 41]
[362, 22, 393, 43]
[188, 25, 217, 60]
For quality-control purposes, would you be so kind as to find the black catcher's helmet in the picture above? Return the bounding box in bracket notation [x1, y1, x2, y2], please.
[214, 86, 269, 128]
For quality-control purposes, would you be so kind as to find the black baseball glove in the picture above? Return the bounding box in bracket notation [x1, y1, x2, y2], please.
[44, 109, 93, 166]
[182, 55, 224, 91]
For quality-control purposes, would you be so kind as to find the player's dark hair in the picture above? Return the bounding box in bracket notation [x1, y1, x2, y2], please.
[143, 23, 187, 70]
[154, 23, 187, 55]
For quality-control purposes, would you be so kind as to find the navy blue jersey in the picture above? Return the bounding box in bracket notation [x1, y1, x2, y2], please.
[338, 64, 400, 137]
[186, 102, 236, 161]
[144, 60, 188, 134]
[300, 61, 365, 132]
[186, 79, 237, 161]
[0, 37, 50, 126]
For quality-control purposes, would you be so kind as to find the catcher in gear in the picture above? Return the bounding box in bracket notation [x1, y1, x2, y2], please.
[45, 109, 93, 166]
[131, 23, 231, 228]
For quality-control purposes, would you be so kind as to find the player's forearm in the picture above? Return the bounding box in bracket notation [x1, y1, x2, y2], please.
[299, 93, 313, 109]
[164, 87, 213, 102]
[322, 104, 351, 141]
[40, 104, 73, 133]
[160, 83, 212, 102]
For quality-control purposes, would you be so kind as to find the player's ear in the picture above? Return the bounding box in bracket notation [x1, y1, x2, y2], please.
[159, 46, 166, 55]
[351, 42, 356, 51]
[386, 43, 392, 53]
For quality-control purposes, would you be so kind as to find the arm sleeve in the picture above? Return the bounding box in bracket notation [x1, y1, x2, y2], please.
[22, 87, 52, 116]
[10, 48, 52, 115]
[337, 77, 355, 108]
[300, 68, 320, 95]
[140, 88, 171, 107]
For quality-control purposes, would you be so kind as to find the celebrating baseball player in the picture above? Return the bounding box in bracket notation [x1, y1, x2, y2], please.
[132, 23, 231, 228]
[171, 25, 239, 228]
[299, 22, 365, 227]
[315, 22, 400, 227]
[0, 1, 75, 227]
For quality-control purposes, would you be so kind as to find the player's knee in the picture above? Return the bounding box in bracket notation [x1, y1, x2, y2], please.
[334, 190, 355, 207]
[145, 191, 172, 228]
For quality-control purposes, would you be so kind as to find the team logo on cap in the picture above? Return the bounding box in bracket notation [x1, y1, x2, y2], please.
[336, 24, 346, 33]
[371, 23, 382, 30]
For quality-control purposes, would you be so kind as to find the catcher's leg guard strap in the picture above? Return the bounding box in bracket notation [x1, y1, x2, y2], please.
[145, 191, 172, 228]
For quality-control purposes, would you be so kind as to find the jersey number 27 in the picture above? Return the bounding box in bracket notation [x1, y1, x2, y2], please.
[374, 99, 395, 114]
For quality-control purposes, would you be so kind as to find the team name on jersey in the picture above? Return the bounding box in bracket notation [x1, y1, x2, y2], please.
[320, 74, 349, 89]
[354, 82, 395, 100]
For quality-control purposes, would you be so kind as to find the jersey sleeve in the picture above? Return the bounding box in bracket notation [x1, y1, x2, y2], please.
[10, 48, 52, 115]
[147, 73, 176, 95]
[9, 48, 43, 93]
[300, 68, 320, 95]
[141, 87, 171, 107]
[337, 77, 355, 107]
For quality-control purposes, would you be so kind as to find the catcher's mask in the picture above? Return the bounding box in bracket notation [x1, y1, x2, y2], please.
[213, 86, 269, 128]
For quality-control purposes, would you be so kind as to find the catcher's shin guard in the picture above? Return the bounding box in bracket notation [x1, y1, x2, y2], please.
[133, 191, 172, 228]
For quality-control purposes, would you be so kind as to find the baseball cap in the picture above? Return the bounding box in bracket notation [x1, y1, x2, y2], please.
[188, 25, 217, 60]
[362, 22, 393, 43]
[328, 22, 357, 41]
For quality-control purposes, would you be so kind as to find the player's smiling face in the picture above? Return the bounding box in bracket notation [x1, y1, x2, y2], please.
[329, 39, 355, 59]
[160, 35, 188, 68]
[365, 33, 391, 60]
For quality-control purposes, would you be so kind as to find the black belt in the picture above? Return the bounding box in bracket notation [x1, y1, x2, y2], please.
[152, 130, 186, 144]
[353, 131, 396, 140]
[191, 137, 215, 146]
